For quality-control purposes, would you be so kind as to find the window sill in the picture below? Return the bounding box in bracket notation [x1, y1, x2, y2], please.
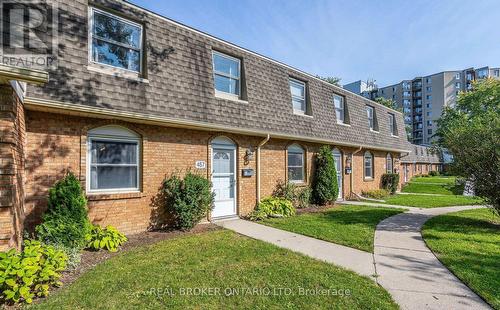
[370, 129, 380, 133]
[337, 122, 351, 127]
[363, 177, 374, 182]
[214, 91, 247, 103]
[289, 181, 307, 186]
[87, 65, 149, 83]
[391, 134, 399, 138]
[293, 111, 313, 118]
[87, 191, 145, 201]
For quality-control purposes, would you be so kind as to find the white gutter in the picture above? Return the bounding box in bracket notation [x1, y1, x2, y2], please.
[256, 134, 270, 203]
[25, 97, 411, 154]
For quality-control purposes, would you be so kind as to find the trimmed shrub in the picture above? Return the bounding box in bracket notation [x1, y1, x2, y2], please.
[295, 186, 312, 209]
[85, 225, 127, 252]
[362, 189, 390, 199]
[163, 172, 215, 230]
[381, 173, 400, 194]
[0, 240, 67, 304]
[248, 197, 295, 221]
[35, 173, 91, 249]
[272, 180, 311, 208]
[312, 146, 338, 205]
[429, 171, 440, 176]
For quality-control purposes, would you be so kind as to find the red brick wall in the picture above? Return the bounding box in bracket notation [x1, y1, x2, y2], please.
[25, 110, 401, 235]
[0, 85, 26, 250]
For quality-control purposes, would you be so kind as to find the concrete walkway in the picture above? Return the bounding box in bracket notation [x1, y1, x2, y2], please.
[215, 204, 491, 309]
[374, 205, 490, 310]
[216, 219, 375, 277]
[340, 200, 420, 211]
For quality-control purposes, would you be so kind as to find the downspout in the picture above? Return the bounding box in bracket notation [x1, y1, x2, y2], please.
[349, 146, 363, 200]
[256, 134, 271, 203]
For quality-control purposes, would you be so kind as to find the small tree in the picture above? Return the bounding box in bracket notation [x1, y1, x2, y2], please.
[436, 78, 500, 214]
[36, 172, 91, 248]
[316, 75, 342, 86]
[374, 97, 402, 112]
[312, 146, 338, 205]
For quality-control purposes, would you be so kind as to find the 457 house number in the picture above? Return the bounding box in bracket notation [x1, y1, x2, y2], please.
[195, 160, 206, 169]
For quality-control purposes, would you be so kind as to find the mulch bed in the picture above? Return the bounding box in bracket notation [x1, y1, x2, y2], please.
[295, 203, 338, 214]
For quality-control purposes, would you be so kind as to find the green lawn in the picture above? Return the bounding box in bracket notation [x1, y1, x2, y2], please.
[379, 194, 483, 208]
[261, 206, 404, 252]
[422, 209, 500, 309]
[30, 229, 398, 309]
[402, 182, 463, 195]
[411, 176, 456, 184]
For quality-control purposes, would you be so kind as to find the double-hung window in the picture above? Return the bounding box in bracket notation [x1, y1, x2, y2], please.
[388, 113, 397, 136]
[333, 94, 345, 123]
[88, 126, 140, 193]
[287, 144, 305, 183]
[366, 106, 375, 130]
[289, 78, 306, 114]
[212, 51, 241, 97]
[364, 151, 374, 179]
[90, 8, 143, 73]
[386, 153, 393, 173]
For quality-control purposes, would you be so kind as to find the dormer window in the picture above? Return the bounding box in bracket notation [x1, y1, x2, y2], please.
[289, 78, 307, 115]
[388, 113, 397, 136]
[334, 94, 347, 124]
[212, 51, 241, 98]
[366, 106, 376, 131]
[90, 8, 143, 73]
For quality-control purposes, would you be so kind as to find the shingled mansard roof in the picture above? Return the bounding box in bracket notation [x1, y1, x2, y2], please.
[25, 0, 411, 153]
[400, 144, 443, 164]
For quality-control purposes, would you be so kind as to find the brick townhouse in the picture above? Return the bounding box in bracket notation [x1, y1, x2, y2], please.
[0, 0, 442, 249]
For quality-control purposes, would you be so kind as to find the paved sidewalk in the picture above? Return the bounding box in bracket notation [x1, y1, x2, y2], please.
[374, 205, 490, 310]
[339, 200, 420, 211]
[215, 219, 376, 278]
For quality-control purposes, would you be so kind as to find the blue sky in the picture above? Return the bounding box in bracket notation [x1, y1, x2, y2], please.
[129, 0, 500, 86]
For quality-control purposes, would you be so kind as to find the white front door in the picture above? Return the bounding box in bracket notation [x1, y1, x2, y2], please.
[333, 149, 343, 199]
[211, 139, 237, 218]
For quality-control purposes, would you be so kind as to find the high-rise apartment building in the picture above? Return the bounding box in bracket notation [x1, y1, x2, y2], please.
[344, 66, 500, 145]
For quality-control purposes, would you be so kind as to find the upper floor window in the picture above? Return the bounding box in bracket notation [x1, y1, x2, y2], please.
[494, 70, 499, 77]
[87, 126, 141, 193]
[455, 73, 460, 79]
[212, 51, 241, 97]
[90, 8, 143, 73]
[426, 86, 432, 92]
[388, 113, 397, 136]
[426, 77, 432, 83]
[289, 78, 307, 114]
[364, 151, 374, 179]
[287, 144, 305, 183]
[366, 106, 375, 131]
[455, 82, 461, 89]
[333, 94, 345, 123]
[386, 153, 393, 173]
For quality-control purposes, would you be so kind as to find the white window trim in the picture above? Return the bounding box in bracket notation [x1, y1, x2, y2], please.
[333, 94, 345, 124]
[212, 51, 241, 98]
[287, 144, 305, 183]
[364, 152, 374, 179]
[366, 106, 375, 130]
[386, 154, 393, 173]
[289, 78, 307, 115]
[87, 134, 141, 194]
[88, 7, 144, 75]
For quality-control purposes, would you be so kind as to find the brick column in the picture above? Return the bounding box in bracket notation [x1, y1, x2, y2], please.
[0, 84, 26, 250]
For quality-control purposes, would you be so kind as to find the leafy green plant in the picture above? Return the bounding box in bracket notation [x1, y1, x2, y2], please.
[381, 173, 400, 194]
[362, 189, 390, 200]
[35, 173, 92, 249]
[248, 197, 295, 221]
[312, 146, 338, 205]
[0, 240, 67, 304]
[272, 180, 311, 208]
[85, 225, 127, 252]
[429, 171, 440, 176]
[163, 172, 215, 230]
[51, 244, 81, 270]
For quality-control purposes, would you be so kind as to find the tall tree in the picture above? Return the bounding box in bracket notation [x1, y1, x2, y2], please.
[436, 78, 500, 214]
[316, 75, 341, 86]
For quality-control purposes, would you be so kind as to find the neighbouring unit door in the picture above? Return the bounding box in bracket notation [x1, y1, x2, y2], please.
[211, 147, 237, 218]
[333, 149, 343, 199]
